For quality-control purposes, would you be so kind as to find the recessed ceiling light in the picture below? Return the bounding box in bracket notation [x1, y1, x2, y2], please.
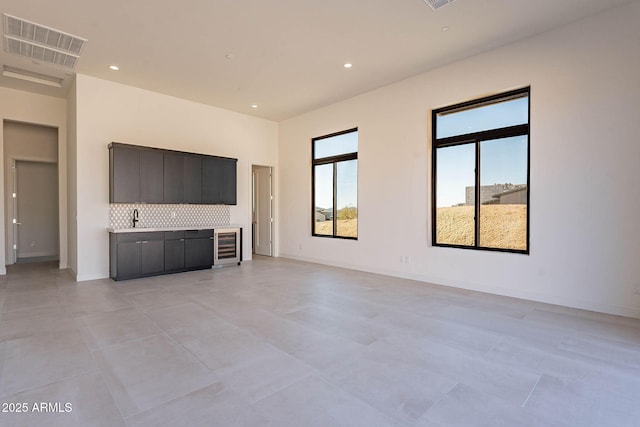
[251, 104, 258, 109]
[343, 63, 353, 69]
[109, 65, 119, 71]
[441, 26, 450, 32]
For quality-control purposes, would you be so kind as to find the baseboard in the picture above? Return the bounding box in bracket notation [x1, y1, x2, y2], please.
[278, 253, 640, 320]
[75, 272, 110, 282]
[17, 251, 58, 258]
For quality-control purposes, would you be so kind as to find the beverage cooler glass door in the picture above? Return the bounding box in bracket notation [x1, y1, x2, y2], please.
[214, 228, 241, 265]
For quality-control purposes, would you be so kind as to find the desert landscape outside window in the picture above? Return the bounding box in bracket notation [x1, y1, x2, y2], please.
[432, 88, 530, 253]
[312, 128, 358, 239]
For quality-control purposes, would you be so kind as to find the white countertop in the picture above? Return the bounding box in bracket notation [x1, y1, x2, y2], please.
[107, 225, 243, 233]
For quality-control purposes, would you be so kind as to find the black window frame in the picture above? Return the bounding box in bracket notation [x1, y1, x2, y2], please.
[312, 127, 358, 240]
[432, 87, 530, 254]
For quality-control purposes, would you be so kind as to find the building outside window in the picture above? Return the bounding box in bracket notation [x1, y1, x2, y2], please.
[312, 128, 358, 239]
[432, 88, 530, 253]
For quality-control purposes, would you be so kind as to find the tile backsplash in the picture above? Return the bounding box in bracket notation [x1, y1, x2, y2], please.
[110, 204, 230, 229]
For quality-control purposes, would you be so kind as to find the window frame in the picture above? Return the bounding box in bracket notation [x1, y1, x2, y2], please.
[431, 87, 530, 254]
[311, 127, 358, 240]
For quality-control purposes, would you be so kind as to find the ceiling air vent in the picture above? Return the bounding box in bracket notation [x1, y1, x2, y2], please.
[2, 13, 86, 70]
[2, 65, 63, 87]
[423, 0, 456, 10]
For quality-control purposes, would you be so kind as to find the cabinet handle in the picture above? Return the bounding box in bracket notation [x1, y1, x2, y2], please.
[142, 241, 148, 244]
[135, 241, 142, 244]
[179, 239, 185, 241]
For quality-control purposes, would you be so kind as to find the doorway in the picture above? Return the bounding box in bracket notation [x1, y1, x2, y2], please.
[252, 165, 273, 256]
[3, 121, 59, 266]
[13, 160, 59, 263]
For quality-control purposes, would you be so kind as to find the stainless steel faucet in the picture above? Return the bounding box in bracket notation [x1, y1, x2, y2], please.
[133, 209, 139, 228]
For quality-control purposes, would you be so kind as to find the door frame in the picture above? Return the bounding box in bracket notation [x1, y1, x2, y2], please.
[251, 164, 274, 257]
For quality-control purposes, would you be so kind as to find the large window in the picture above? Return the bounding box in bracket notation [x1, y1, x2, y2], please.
[312, 128, 358, 239]
[432, 88, 529, 253]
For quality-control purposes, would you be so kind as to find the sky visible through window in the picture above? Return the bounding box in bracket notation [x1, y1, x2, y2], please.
[314, 131, 358, 159]
[436, 97, 528, 208]
[436, 96, 528, 139]
[314, 131, 358, 209]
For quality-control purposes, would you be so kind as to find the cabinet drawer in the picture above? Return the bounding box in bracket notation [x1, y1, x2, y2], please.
[184, 229, 213, 239]
[164, 231, 185, 240]
[116, 232, 164, 243]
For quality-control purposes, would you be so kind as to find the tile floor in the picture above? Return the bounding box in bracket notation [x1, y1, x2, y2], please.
[1, 258, 639, 426]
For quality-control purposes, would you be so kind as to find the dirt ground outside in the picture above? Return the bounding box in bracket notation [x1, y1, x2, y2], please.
[436, 205, 527, 250]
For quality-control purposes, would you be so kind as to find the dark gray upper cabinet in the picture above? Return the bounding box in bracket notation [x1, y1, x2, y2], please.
[202, 157, 237, 205]
[201, 157, 219, 204]
[110, 142, 235, 205]
[110, 145, 140, 203]
[218, 158, 237, 205]
[184, 155, 202, 204]
[164, 153, 203, 204]
[109, 143, 163, 203]
[140, 150, 164, 203]
[163, 152, 184, 204]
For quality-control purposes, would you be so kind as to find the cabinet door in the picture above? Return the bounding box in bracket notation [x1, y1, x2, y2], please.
[110, 146, 140, 203]
[185, 237, 213, 269]
[184, 155, 202, 204]
[202, 157, 237, 205]
[141, 239, 164, 274]
[164, 238, 185, 271]
[218, 158, 237, 205]
[117, 241, 142, 278]
[140, 150, 164, 203]
[201, 157, 220, 204]
[164, 153, 184, 203]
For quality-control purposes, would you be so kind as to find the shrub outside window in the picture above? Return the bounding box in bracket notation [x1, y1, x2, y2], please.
[312, 128, 358, 239]
[432, 88, 530, 253]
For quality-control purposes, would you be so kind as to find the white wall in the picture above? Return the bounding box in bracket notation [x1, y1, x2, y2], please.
[67, 79, 78, 276]
[278, 2, 640, 318]
[73, 74, 278, 280]
[0, 87, 68, 274]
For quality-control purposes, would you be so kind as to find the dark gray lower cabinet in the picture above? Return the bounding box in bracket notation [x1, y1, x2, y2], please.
[141, 239, 164, 274]
[185, 230, 213, 269]
[110, 229, 214, 280]
[164, 231, 185, 272]
[110, 232, 165, 280]
[115, 240, 141, 278]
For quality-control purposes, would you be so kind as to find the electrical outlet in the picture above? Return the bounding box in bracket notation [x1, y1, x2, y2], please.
[634, 285, 640, 295]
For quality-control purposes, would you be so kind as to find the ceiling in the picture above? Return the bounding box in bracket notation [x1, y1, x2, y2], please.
[0, 0, 635, 121]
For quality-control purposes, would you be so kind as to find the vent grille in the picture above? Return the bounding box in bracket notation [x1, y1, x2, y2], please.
[2, 65, 63, 87]
[423, 0, 455, 10]
[2, 13, 86, 69]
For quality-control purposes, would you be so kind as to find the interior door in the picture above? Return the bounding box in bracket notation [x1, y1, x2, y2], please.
[253, 166, 273, 256]
[14, 160, 59, 262]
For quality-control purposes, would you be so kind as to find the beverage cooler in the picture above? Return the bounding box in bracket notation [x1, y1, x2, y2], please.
[213, 228, 242, 266]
